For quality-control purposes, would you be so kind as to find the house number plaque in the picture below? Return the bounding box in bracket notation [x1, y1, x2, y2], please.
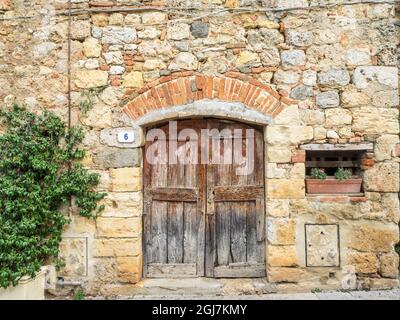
[117, 131, 135, 143]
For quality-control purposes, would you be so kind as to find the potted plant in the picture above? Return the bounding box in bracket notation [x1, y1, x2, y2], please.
[306, 168, 362, 194]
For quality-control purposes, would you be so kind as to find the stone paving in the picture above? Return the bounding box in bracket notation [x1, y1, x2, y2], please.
[130, 289, 400, 300]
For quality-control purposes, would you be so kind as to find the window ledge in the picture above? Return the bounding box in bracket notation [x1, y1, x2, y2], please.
[300, 143, 373, 151]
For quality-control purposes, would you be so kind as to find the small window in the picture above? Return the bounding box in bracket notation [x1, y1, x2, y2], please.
[305, 150, 363, 177]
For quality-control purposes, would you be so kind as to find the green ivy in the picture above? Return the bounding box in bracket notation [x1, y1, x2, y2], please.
[0, 105, 105, 288]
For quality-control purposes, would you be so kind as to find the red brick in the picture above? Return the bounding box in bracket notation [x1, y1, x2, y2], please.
[110, 76, 121, 86]
[100, 65, 110, 71]
[251, 67, 265, 74]
[350, 197, 367, 203]
[361, 159, 375, 167]
[349, 137, 361, 143]
[394, 144, 400, 157]
[319, 196, 349, 203]
[291, 150, 306, 163]
[218, 78, 226, 100]
[160, 76, 172, 84]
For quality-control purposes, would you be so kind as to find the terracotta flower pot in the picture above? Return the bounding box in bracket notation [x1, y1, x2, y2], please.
[306, 177, 362, 194]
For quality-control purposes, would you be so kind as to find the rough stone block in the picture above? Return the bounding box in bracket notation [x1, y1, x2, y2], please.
[347, 251, 379, 274]
[93, 147, 142, 169]
[266, 126, 313, 146]
[374, 135, 399, 161]
[267, 179, 305, 199]
[74, 70, 108, 89]
[318, 69, 350, 87]
[379, 253, 399, 278]
[316, 91, 339, 108]
[352, 107, 399, 135]
[267, 218, 296, 245]
[325, 108, 352, 127]
[347, 225, 399, 253]
[267, 267, 311, 283]
[268, 246, 299, 267]
[353, 66, 398, 90]
[363, 162, 399, 192]
[110, 167, 142, 192]
[266, 146, 292, 163]
[101, 192, 142, 218]
[96, 217, 141, 238]
[266, 200, 290, 217]
[117, 256, 142, 283]
[93, 238, 141, 257]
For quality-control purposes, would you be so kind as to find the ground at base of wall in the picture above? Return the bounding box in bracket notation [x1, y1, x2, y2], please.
[46, 277, 400, 300]
[47, 289, 400, 300]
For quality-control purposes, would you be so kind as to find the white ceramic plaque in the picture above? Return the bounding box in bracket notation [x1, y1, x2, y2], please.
[117, 131, 135, 143]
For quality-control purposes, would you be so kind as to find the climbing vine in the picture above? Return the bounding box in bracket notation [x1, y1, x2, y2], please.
[0, 105, 105, 288]
[79, 86, 107, 116]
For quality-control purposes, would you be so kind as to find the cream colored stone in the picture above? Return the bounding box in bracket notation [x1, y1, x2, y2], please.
[63, 215, 96, 235]
[143, 59, 167, 71]
[374, 135, 399, 161]
[123, 71, 144, 88]
[74, 69, 108, 89]
[236, 51, 260, 65]
[325, 108, 352, 128]
[314, 127, 327, 140]
[266, 163, 286, 179]
[268, 246, 298, 267]
[142, 12, 167, 24]
[379, 253, 399, 278]
[92, 14, 109, 27]
[299, 109, 325, 126]
[267, 218, 296, 245]
[96, 217, 141, 238]
[266, 146, 292, 163]
[347, 225, 399, 253]
[274, 105, 301, 125]
[110, 168, 142, 192]
[83, 38, 102, 58]
[266, 200, 290, 217]
[352, 107, 399, 134]
[266, 126, 313, 146]
[267, 179, 305, 199]
[81, 102, 112, 129]
[364, 162, 399, 192]
[382, 193, 400, 224]
[100, 192, 142, 217]
[347, 251, 378, 274]
[93, 238, 141, 257]
[109, 13, 124, 26]
[341, 89, 371, 107]
[290, 163, 305, 179]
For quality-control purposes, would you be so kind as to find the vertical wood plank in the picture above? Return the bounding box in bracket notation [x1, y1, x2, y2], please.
[167, 202, 184, 263]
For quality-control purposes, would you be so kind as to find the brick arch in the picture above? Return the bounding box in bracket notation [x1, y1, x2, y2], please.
[122, 72, 293, 122]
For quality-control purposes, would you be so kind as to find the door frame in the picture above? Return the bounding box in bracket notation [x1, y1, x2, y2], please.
[141, 118, 267, 279]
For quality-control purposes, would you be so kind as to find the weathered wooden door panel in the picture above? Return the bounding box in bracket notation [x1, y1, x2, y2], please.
[144, 119, 265, 278]
[205, 120, 265, 278]
[143, 121, 206, 278]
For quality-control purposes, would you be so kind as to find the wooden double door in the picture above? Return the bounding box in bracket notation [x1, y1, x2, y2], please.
[143, 119, 266, 278]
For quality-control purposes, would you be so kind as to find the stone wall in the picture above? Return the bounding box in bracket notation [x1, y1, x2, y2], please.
[0, 0, 399, 295]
